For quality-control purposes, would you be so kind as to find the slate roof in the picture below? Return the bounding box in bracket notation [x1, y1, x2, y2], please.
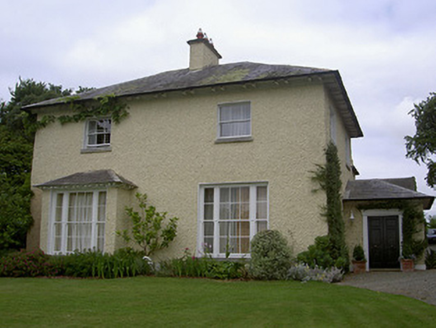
[343, 177, 434, 209]
[24, 61, 363, 138]
[35, 169, 137, 189]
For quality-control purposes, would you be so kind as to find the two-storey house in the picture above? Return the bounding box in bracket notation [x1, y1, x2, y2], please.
[26, 30, 433, 270]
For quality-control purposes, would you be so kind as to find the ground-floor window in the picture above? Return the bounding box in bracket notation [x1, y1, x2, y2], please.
[50, 190, 106, 254]
[199, 183, 268, 258]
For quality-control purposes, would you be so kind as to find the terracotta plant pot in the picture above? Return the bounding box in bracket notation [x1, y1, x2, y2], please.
[401, 259, 414, 272]
[352, 260, 367, 274]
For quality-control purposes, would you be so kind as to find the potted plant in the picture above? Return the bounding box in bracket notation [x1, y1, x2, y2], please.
[400, 243, 415, 272]
[352, 245, 367, 274]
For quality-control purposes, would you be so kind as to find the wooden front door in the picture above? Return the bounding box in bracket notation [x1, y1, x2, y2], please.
[368, 216, 400, 269]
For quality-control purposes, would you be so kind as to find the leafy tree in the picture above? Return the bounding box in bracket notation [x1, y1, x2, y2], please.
[117, 193, 179, 257]
[405, 92, 436, 188]
[0, 78, 72, 250]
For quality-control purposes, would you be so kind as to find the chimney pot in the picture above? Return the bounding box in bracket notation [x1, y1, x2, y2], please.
[196, 28, 204, 39]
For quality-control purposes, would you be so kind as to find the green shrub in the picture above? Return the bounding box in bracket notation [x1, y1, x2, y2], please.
[425, 249, 436, 269]
[250, 230, 292, 280]
[0, 249, 57, 277]
[297, 235, 347, 270]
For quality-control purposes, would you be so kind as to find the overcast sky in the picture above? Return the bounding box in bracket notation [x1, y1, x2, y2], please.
[1, 0, 436, 215]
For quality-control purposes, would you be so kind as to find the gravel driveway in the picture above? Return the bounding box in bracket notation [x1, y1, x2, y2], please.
[339, 270, 436, 306]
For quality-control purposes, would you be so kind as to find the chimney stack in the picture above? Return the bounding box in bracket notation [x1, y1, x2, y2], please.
[187, 28, 222, 70]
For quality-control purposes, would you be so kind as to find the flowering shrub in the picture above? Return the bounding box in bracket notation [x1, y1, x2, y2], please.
[287, 263, 344, 283]
[0, 249, 58, 277]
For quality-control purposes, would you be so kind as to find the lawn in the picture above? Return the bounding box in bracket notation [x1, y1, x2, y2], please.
[1, 277, 435, 327]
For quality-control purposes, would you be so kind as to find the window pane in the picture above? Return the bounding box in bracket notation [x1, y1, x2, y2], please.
[220, 221, 235, 237]
[257, 186, 267, 202]
[220, 237, 236, 253]
[204, 188, 214, 203]
[204, 237, 214, 253]
[88, 121, 96, 133]
[204, 204, 213, 221]
[220, 107, 232, 121]
[239, 221, 250, 236]
[54, 223, 62, 252]
[241, 203, 250, 220]
[240, 104, 250, 119]
[220, 203, 230, 220]
[220, 123, 233, 137]
[204, 222, 214, 236]
[240, 187, 249, 202]
[231, 187, 239, 202]
[88, 134, 97, 146]
[220, 188, 229, 202]
[257, 221, 268, 232]
[55, 194, 63, 222]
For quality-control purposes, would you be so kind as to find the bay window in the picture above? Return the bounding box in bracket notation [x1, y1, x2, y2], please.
[50, 190, 106, 254]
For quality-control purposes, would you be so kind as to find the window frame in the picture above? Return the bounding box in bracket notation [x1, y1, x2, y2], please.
[216, 101, 252, 142]
[83, 118, 112, 151]
[197, 182, 269, 259]
[48, 189, 107, 255]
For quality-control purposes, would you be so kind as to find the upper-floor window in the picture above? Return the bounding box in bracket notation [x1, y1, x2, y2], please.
[85, 119, 111, 149]
[218, 102, 251, 140]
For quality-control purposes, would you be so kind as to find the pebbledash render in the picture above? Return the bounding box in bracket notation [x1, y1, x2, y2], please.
[25, 30, 433, 270]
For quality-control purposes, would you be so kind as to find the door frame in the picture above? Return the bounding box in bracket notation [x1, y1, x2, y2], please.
[362, 209, 402, 271]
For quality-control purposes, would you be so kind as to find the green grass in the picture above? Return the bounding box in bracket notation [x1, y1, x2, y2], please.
[1, 277, 435, 327]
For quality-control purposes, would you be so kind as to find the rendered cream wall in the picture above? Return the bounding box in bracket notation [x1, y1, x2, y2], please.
[31, 82, 335, 257]
[189, 42, 219, 70]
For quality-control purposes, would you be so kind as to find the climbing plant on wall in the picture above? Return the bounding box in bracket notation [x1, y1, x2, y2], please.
[311, 142, 349, 268]
[358, 201, 427, 260]
[37, 94, 129, 129]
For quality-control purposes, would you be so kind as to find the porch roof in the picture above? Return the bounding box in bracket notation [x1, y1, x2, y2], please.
[34, 169, 137, 190]
[343, 177, 434, 210]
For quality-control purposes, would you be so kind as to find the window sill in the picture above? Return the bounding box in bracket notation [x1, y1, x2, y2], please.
[215, 136, 253, 144]
[81, 147, 112, 154]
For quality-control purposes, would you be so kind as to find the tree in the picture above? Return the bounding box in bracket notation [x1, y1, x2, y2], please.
[0, 78, 72, 250]
[405, 92, 436, 188]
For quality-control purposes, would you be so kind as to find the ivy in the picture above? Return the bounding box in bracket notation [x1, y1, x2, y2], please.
[358, 200, 427, 260]
[40, 94, 129, 127]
